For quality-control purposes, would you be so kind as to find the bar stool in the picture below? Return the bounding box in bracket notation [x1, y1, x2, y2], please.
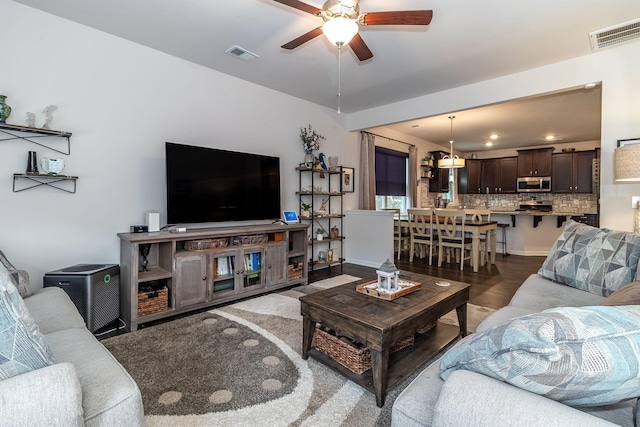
[496, 223, 510, 256]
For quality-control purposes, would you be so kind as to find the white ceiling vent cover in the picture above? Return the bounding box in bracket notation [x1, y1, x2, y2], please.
[589, 18, 640, 51]
[225, 45, 259, 62]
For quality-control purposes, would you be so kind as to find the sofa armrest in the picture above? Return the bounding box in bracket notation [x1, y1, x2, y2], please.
[0, 363, 84, 427]
[433, 370, 619, 427]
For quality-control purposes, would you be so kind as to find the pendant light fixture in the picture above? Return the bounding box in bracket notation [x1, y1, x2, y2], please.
[438, 116, 466, 169]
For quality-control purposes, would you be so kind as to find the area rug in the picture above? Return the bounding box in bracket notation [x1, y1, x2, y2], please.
[307, 274, 362, 289]
[102, 283, 494, 426]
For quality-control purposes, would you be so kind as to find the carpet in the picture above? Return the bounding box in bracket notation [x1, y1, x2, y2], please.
[102, 277, 495, 426]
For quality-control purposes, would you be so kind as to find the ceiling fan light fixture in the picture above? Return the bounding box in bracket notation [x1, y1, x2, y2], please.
[322, 17, 359, 46]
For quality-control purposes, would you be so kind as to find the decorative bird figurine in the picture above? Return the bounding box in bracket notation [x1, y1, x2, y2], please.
[319, 152, 328, 170]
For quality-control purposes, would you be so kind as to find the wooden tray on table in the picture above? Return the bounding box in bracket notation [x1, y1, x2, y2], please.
[355, 279, 421, 301]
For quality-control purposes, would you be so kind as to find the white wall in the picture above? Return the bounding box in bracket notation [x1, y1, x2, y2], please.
[2, 1, 358, 286]
[346, 42, 640, 232]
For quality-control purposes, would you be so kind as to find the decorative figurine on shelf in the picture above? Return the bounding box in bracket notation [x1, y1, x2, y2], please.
[0, 95, 12, 123]
[300, 124, 325, 167]
[315, 198, 327, 216]
[318, 153, 328, 170]
[42, 105, 58, 129]
[139, 244, 152, 272]
[329, 225, 339, 240]
[376, 259, 400, 293]
[26, 112, 36, 128]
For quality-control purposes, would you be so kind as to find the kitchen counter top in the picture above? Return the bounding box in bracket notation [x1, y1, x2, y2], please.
[490, 210, 598, 227]
[491, 210, 595, 216]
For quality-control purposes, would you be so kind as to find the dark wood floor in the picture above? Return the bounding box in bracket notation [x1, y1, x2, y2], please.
[309, 253, 546, 310]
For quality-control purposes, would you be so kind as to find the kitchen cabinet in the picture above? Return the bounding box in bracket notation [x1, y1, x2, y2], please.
[517, 148, 553, 177]
[483, 157, 517, 194]
[428, 150, 450, 193]
[458, 159, 482, 194]
[552, 151, 596, 193]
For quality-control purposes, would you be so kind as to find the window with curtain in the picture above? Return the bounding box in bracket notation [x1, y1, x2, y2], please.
[375, 146, 409, 212]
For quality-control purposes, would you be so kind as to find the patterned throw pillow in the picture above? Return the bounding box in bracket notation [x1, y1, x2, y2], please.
[440, 305, 640, 407]
[0, 250, 32, 298]
[0, 266, 56, 380]
[538, 220, 640, 296]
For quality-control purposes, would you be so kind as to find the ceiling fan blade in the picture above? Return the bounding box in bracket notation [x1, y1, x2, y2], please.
[281, 27, 324, 50]
[361, 10, 433, 26]
[349, 33, 373, 61]
[273, 0, 322, 15]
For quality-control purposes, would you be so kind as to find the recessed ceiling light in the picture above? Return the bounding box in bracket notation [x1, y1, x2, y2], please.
[545, 135, 556, 141]
[489, 134, 498, 139]
[485, 142, 493, 147]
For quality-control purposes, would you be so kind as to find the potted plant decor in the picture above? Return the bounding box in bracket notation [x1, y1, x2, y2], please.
[300, 124, 325, 166]
[421, 153, 434, 167]
[316, 228, 326, 241]
[301, 202, 311, 218]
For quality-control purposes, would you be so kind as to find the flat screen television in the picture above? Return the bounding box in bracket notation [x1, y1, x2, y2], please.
[166, 142, 281, 225]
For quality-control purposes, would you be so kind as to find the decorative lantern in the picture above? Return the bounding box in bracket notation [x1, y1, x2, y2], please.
[376, 259, 399, 293]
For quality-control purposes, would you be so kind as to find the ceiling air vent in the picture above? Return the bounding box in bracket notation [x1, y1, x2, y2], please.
[225, 45, 259, 62]
[589, 18, 640, 51]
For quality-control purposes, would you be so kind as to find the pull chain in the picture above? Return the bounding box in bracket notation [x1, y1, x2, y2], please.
[337, 44, 342, 114]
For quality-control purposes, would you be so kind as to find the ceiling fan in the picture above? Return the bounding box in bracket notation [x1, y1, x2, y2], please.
[274, 0, 433, 61]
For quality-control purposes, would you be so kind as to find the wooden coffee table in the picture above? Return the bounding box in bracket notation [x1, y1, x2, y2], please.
[300, 273, 470, 407]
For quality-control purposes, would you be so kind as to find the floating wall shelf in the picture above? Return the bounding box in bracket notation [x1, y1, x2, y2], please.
[0, 123, 72, 155]
[13, 173, 78, 194]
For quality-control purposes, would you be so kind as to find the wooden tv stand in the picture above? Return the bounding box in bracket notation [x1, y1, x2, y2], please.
[118, 223, 310, 331]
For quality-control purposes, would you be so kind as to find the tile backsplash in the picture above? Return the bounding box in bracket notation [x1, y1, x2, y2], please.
[421, 191, 598, 214]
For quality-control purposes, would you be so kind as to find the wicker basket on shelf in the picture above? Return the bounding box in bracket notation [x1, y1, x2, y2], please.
[183, 238, 229, 251]
[288, 263, 303, 280]
[137, 287, 169, 316]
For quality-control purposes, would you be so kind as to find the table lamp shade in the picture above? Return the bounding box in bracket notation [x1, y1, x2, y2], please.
[615, 144, 640, 182]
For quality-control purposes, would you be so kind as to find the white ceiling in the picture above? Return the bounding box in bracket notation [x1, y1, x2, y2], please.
[12, 0, 639, 150]
[378, 85, 603, 153]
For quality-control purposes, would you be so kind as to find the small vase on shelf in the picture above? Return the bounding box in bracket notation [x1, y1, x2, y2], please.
[0, 95, 12, 124]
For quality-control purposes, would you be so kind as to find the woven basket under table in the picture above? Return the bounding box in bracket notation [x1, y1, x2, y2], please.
[313, 325, 424, 375]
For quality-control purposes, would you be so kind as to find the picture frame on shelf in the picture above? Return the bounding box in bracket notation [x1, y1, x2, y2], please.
[617, 138, 640, 147]
[343, 167, 355, 192]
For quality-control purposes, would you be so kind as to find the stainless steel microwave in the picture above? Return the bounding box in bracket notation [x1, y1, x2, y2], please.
[517, 176, 551, 192]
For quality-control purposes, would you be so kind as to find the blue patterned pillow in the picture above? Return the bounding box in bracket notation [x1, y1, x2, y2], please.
[0, 266, 55, 380]
[0, 250, 31, 298]
[440, 305, 640, 407]
[538, 220, 640, 296]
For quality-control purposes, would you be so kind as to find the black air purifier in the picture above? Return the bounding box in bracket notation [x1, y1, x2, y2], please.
[44, 264, 120, 333]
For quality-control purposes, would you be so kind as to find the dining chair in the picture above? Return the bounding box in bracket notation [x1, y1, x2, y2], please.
[382, 208, 409, 259]
[434, 209, 473, 271]
[464, 208, 491, 266]
[407, 208, 437, 264]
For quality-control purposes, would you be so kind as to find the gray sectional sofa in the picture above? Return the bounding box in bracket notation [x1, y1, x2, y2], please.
[0, 254, 143, 426]
[393, 220, 640, 427]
